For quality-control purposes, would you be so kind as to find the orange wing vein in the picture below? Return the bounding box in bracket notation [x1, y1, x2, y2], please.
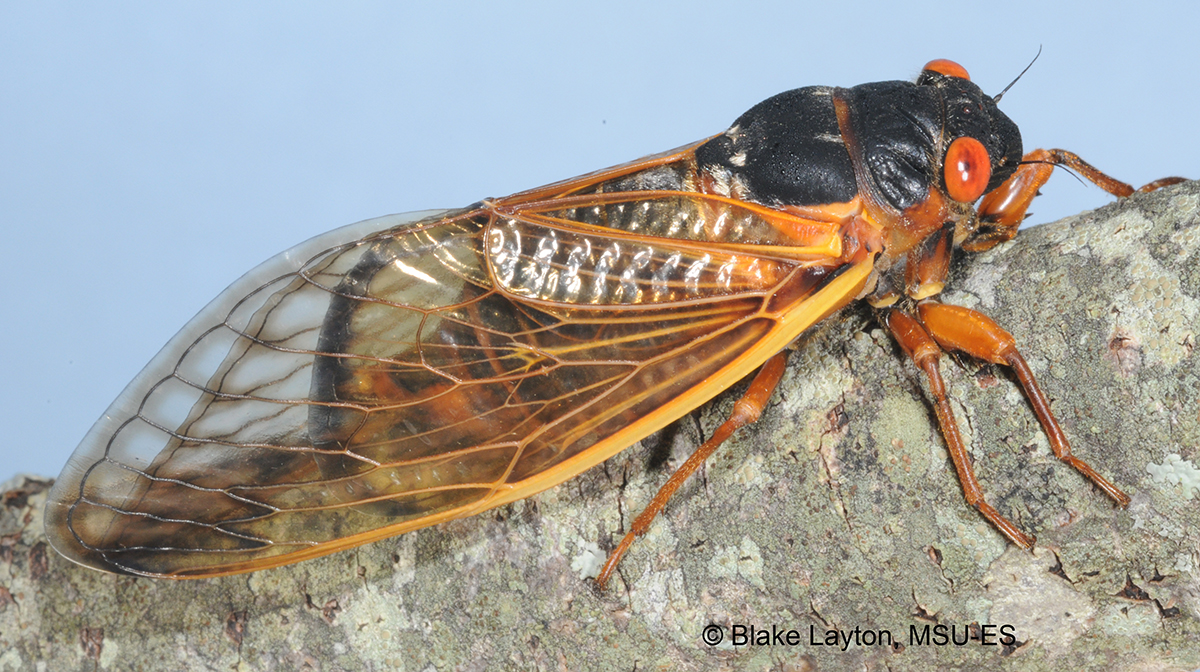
[46, 150, 871, 578]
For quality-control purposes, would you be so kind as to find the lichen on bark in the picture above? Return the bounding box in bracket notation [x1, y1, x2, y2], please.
[2, 181, 1198, 671]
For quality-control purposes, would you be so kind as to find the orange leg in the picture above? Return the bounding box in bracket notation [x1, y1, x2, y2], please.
[904, 221, 954, 300]
[966, 149, 1186, 252]
[884, 309, 1035, 548]
[595, 351, 789, 590]
[916, 303, 1130, 506]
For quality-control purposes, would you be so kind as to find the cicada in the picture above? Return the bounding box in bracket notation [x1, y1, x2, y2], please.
[45, 59, 1183, 582]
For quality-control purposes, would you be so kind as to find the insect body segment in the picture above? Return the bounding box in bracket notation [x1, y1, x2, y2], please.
[46, 60, 1180, 580]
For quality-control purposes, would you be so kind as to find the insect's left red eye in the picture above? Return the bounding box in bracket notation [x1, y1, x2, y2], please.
[944, 137, 992, 203]
[923, 59, 971, 80]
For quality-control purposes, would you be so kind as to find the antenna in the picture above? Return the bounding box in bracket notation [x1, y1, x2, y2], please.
[994, 46, 1043, 103]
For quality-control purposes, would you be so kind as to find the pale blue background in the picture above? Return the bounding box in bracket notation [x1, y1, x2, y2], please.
[3, 1, 1198, 479]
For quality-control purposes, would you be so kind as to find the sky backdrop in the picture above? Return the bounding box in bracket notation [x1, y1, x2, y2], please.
[3, 1, 1198, 480]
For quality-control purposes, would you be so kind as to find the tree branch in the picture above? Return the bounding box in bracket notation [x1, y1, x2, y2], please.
[3, 181, 1198, 670]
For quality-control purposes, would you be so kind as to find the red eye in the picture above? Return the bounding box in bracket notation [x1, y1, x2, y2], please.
[923, 59, 971, 81]
[944, 137, 992, 203]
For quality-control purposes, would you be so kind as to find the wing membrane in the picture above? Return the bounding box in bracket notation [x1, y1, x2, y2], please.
[47, 158, 870, 578]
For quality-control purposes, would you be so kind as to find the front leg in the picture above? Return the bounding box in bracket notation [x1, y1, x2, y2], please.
[965, 149, 1185, 252]
[881, 298, 1132, 550]
[915, 302, 1130, 507]
[883, 307, 1037, 548]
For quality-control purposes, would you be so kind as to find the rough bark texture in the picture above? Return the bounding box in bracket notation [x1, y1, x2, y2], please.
[3, 181, 1199, 672]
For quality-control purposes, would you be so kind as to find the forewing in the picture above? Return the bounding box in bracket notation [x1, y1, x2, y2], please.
[46, 209, 466, 576]
[47, 177, 869, 578]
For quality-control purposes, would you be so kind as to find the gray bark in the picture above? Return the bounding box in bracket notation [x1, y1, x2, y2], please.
[3, 181, 1199, 671]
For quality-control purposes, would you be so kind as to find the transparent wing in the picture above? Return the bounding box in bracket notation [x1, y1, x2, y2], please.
[47, 159, 870, 578]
